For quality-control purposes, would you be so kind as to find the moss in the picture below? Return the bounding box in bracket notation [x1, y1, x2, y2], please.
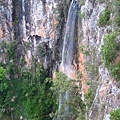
[98, 7, 110, 27]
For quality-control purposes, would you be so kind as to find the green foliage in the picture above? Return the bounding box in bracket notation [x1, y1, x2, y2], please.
[75, 112, 86, 120]
[78, 11, 85, 19]
[37, 43, 46, 58]
[109, 61, 120, 80]
[0, 41, 6, 51]
[98, 0, 105, 4]
[0, 40, 56, 119]
[0, 67, 7, 93]
[0, 67, 7, 95]
[57, 0, 70, 25]
[84, 81, 98, 109]
[52, 72, 86, 120]
[6, 41, 17, 61]
[112, 0, 120, 29]
[98, 7, 110, 27]
[0, 67, 8, 119]
[110, 109, 120, 120]
[101, 32, 120, 80]
[101, 32, 119, 67]
[79, 45, 90, 55]
[0, 63, 56, 119]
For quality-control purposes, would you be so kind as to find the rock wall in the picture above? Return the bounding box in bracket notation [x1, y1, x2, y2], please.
[0, 0, 119, 119]
[0, 0, 63, 70]
[78, 0, 120, 119]
[0, 0, 13, 41]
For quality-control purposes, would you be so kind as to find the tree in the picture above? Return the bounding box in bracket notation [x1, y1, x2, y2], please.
[0, 67, 8, 119]
[110, 109, 120, 120]
[52, 72, 86, 120]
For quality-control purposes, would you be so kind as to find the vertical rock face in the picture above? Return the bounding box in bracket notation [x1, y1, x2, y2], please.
[0, 0, 119, 119]
[0, 0, 13, 41]
[79, 0, 120, 119]
[0, 0, 62, 69]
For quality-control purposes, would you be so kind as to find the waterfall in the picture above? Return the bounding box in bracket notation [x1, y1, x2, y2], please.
[60, 0, 78, 79]
[58, 0, 80, 118]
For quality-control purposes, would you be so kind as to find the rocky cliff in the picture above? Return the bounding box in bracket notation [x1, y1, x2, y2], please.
[0, 0, 66, 71]
[0, 0, 120, 120]
[78, 0, 120, 119]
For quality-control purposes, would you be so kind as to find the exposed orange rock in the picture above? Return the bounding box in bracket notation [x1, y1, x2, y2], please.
[59, 64, 76, 80]
[78, 52, 88, 94]
[37, 26, 46, 37]
[45, 5, 49, 12]
[99, 86, 107, 98]
[53, 71, 57, 80]
[51, 19, 58, 26]
[115, 54, 120, 63]
[0, 28, 3, 38]
[82, 84, 88, 94]
[68, 70, 76, 80]
[50, 31, 54, 39]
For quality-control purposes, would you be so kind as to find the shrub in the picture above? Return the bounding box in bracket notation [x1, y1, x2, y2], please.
[101, 32, 118, 67]
[101, 32, 120, 80]
[98, 7, 110, 27]
[110, 109, 120, 120]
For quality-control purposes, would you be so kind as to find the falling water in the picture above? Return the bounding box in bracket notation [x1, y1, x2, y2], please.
[58, 0, 79, 118]
[60, 0, 78, 78]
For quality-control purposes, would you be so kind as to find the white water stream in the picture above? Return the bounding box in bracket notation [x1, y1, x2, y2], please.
[58, 0, 79, 118]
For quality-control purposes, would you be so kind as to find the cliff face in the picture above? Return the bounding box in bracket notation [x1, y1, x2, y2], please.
[0, 0, 120, 119]
[0, 0, 63, 70]
[0, 0, 12, 41]
[79, 0, 120, 119]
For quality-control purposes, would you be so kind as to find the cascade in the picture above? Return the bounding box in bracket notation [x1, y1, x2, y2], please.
[59, 0, 79, 79]
[58, 0, 80, 118]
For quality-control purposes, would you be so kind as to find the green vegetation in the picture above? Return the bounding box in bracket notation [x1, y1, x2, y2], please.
[0, 67, 8, 118]
[112, 0, 120, 30]
[101, 32, 119, 67]
[85, 81, 98, 109]
[0, 40, 86, 120]
[110, 109, 120, 120]
[101, 32, 120, 80]
[0, 64, 56, 120]
[51, 72, 86, 120]
[57, 0, 69, 23]
[79, 45, 90, 56]
[98, 7, 110, 27]
[0, 41, 56, 120]
[37, 42, 47, 58]
[99, 0, 120, 81]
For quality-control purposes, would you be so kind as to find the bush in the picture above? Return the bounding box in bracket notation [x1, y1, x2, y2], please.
[98, 7, 110, 27]
[101, 32, 120, 80]
[101, 32, 118, 67]
[110, 109, 120, 120]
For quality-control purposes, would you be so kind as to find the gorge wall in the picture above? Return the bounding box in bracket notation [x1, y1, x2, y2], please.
[0, 0, 66, 71]
[78, 0, 120, 120]
[0, 0, 120, 120]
